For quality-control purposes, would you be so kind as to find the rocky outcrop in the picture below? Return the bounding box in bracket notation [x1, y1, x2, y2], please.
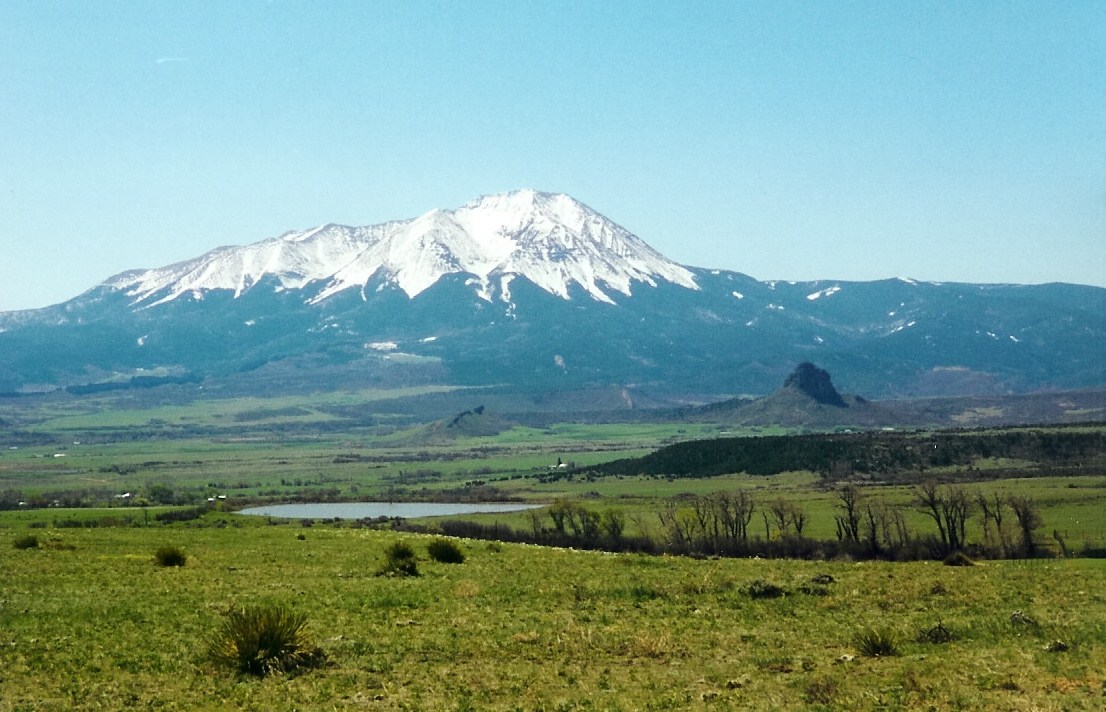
[782, 362, 847, 407]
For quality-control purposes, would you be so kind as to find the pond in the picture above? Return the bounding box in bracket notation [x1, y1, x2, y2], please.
[236, 501, 544, 520]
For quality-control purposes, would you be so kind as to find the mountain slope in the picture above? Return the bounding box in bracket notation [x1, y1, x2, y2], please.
[1, 191, 1105, 401]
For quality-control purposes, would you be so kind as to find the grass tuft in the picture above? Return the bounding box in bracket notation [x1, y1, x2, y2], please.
[208, 604, 326, 677]
[153, 545, 187, 567]
[854, 627, 899, 657]
[426, 538, 465, 564]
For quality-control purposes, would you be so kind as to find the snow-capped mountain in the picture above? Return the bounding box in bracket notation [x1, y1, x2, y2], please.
[1, 190, 1105, 401]
[110, 190, 698, 308]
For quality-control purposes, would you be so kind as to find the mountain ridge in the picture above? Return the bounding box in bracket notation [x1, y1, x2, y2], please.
[2, 191, 1105, 401]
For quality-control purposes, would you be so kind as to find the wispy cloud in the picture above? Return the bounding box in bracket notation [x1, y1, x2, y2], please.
[154, 57, 189, 65]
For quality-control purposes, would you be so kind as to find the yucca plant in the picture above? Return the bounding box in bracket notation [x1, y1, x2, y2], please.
[208, 604, 326, 677]
[854, 627, 900, 657]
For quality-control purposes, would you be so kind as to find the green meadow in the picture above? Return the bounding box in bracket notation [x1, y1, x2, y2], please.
[2, 390, 1106, 709]
[3, 517, 1106, 711]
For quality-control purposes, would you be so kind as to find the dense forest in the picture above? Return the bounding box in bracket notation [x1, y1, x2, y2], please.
[593, 426, 1106, 480]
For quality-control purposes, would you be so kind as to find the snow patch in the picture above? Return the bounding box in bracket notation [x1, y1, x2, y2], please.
[366, 341, 398, 351]
[806, 285, 841, 301]
[500, 274, 516, 303]
[731, 291, 744, 299]
[889, 320, 917, 334]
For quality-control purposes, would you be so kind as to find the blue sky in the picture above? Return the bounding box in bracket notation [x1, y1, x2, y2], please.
[2, 1, 1104, 311]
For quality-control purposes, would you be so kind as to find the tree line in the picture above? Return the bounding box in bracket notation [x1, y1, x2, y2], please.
[594, 428, 1106, 480]
[398, 482, 1094, 562]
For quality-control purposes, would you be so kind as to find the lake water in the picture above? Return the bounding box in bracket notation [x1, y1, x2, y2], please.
[237, 501, 544, 520]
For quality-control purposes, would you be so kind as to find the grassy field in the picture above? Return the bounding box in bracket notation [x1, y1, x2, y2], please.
[2, 514, 1106, 711]
[3, 391, 1106, 708]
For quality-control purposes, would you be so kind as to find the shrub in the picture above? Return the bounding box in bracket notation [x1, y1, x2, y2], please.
[917, 622, 956, 644]
[743, 579, 786, 599]
[427, 538, 465, 564]
[943, 551, 974, 567]
[797, 583, 830, 597]
[1009, 610, 1039, 629]
[377, 541, 419, 577]
[155, 506, 209, 524]
[12, 534, 39, 550]
[153, 545, 187, 567]
[854, 627, 899, 657]
[208, 605, 326, 677]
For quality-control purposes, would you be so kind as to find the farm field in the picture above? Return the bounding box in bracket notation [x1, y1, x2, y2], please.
[3, 516, 1106, 711]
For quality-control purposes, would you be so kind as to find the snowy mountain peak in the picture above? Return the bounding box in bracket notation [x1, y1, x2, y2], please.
[107, 190, 699, 308]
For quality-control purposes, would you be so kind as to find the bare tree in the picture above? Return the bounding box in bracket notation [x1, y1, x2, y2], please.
[916, 483, 972, 552]
[659, 502, 693, 552]
[917, 481, 948, 549]
[976, 492, 1009, 555]
[835, 484, 862, 544]
[942, 487, 972, 551]
[713, 490, 755, 549]
[1007, 495, 1042, 557]
[769, 499, 793, 537]
[862, 502, 884, 555]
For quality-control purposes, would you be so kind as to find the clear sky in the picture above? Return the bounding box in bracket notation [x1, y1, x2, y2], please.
[2, 1, 1104, 311]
